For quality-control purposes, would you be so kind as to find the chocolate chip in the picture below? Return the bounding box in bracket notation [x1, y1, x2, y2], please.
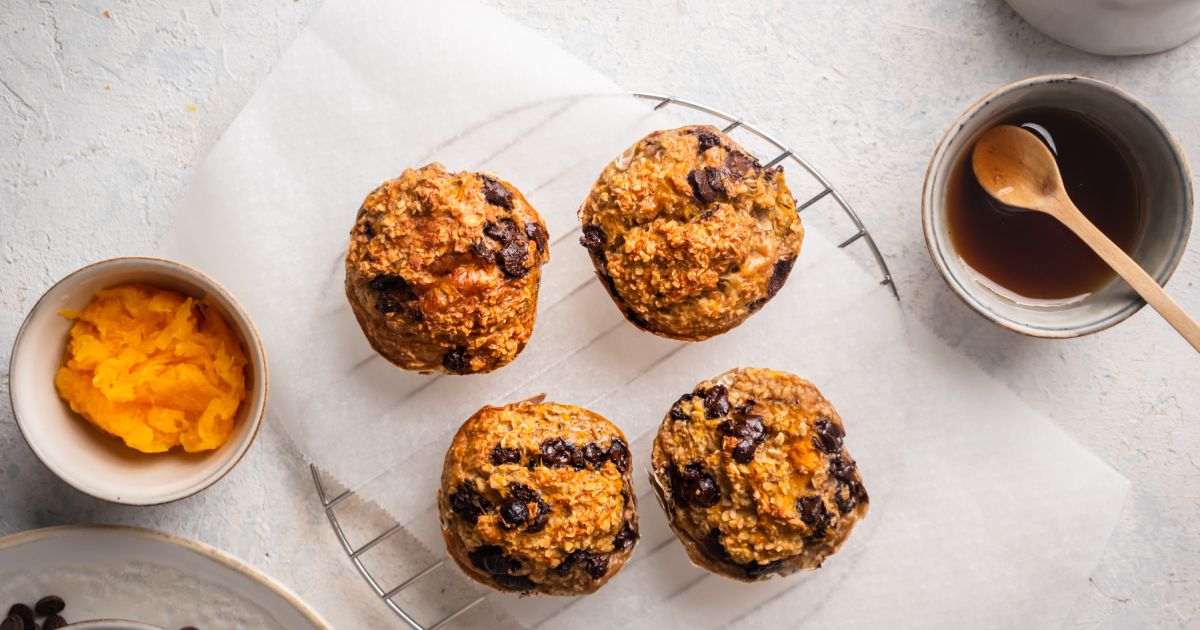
[369, 274, 418, 316]
[44, 616, 69, 630]
[743, 559, 783, 579]
[811, 417, 844, 453]
[496, 240, 530, 278]
[539, 438, 577, 468]
[525, 498, 551, 533]
[490, 445, 521, 466]
[580, 223, 607, 256]
[480, 175, 513, 209]
[797, 495, 830, 532]
[470, 239, 493, 261]
[34, 596, 64, 617]
[672, 463, 720, 508]
[525, 221, 549, 254]
[696, 129, 721, 154]
[507, 482, 538, 503]
[607, 438, 630, 473]
[687, 167, 726, 205]
[499, 499, 530, 529]
[554, 550, 586, 576]
[582, 442, 608, 469]
[747, 298, 767, 312]
[361, 220, 376, 239]
[828, 454, 857, 483]
[0, 616, 22, 630]
[469, 545, 520, 575]
[835, 479, 869, 514]
[584, 553, 609, 580]
[6, 604, 33, 630]
[442, 347, 471, 374]
[492, 574, 535, 592]
[703, 529, 732, 562]
[669, 393, 692, 421]
[613, 522, 637, 550]
[449, 482, 492, 523]
[703, 385, 731, 419]
[484, 218, 522, 245]
[726, 151, 760, 178]
[767, 256, 796, 299]
[731, 440, 758, 464]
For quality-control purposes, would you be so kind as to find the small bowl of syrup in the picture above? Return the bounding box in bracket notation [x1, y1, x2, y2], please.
[923, 75, 1193, 338]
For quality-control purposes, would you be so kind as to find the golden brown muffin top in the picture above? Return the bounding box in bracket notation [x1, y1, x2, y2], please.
[345, 163, 549, 374]
[579, 125, 803, 340]
[651, 368, 868, 580]
[439, 398, 638, 595]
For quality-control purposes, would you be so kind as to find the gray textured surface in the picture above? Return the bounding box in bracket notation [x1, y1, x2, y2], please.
[1, 0, 1197, 628]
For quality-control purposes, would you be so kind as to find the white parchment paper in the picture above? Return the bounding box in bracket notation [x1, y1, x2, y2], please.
[161, 0, 1129, 627]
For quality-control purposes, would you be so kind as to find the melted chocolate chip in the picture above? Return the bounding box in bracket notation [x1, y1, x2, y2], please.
[469, 545, 520, 575]
[442, 347, 471, 374]
[835, 479, 869, 514]
[669, 393, 692, 421]
[828, 453, 857, 483]
[507, 482, 538, 503]
[607, 438, 630, 473]
[525, 498, 552, 533]
[719, 411, 767, 463]
[539, 438, 577, 468]
[687, 167, 726, 205]
[555, 550, 585, 576]
[704, 529, 732, 562]
[672, 463, 720, 508]
[449, 482, 492, 523]
[525, 221, 549, 254]
[734, 400, 756, 416]
[811, 417, 844, 453]
[613, 521, 637, 550]
[499, 499, 529, 529]
[696, 130, 721, 154]
[490, 445, 522, 466]
[484, 218, 522, 245]
[480, 175, 513, 209]
[470, 239, 494, 261]
[797, 495, 830, 536]
[492, 574, 536, 592]
[369, 274, 418, 316]
[584, 553, 610, 580]
[743, 559, 783, 579]
[361, 220, 376, 239]
[580, 223, 607, 256]
[582, 442, 608, 469]
[767, 256, 796, 298]
[731, 440, 759, 464]
[726, 151, 760, 178]
[703, 385, 731, 419]
[497, 240, 530, 278]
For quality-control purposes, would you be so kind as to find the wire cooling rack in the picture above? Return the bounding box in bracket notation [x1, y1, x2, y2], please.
[310, 92, 898, 630]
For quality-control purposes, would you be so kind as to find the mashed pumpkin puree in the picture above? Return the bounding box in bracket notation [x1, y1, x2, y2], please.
[54, 283, 248, 453]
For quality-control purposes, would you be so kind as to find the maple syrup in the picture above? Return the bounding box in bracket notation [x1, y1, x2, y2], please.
[946, 108, 1143, 302]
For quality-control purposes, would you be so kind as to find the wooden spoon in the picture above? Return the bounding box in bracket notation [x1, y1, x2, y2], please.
[972, 124, 1200, 352]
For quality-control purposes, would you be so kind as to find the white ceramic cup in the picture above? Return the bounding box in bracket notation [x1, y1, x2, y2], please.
[923, 74, 1193, 338]
[8, 257, 268, 505]
[1007, 0, 1200, 55]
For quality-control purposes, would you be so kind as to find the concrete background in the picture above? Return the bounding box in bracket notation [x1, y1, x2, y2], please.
[1, 0, 1197, 627]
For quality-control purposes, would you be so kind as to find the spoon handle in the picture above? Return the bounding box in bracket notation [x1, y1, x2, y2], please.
[1049, 192, 1200, 353]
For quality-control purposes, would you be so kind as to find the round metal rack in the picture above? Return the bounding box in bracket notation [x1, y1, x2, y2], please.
[311, 92, 898, 630]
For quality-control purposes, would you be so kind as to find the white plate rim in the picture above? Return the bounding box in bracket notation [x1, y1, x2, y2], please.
[0, 525, 330, 630]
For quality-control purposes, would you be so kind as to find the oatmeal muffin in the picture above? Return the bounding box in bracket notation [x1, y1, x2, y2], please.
[345, 163, 550, 374]
[578, 125, 804, 341]
[651, 368, 868, 581]
[438, 397, 639, 595]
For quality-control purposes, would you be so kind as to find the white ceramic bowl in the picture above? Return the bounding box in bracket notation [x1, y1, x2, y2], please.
[8, 257, 268, 505]
[65, 621, 164, 630]
[923, 74, 1193, 338]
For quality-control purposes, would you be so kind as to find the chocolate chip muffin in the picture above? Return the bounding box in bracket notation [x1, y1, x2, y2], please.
[651, 368, 868, 581]
[578, 125, 804, 341]
[345, 163, 550, 374]
[438, 396, 639, 595]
